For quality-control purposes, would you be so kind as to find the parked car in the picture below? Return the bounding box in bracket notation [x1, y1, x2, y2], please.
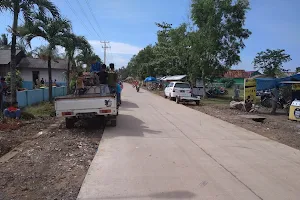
[164, 81, 200, 105]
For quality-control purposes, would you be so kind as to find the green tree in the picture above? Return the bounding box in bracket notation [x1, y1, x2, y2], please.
[19, 15, 72, 102]
[191, 0, 251, 97]
[0, 33, 9, 49]
[61, 35, 91, 93]
[5, 70, 23, 90]
[127, 23, 191, 80]
[32, 45, 64, 61]
[253, 49, 292, 78]
[75, 48, 101, 72]
[0, 0, 60, 104]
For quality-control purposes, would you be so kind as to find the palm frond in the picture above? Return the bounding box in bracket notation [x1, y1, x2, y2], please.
[0, 0, 12, 12]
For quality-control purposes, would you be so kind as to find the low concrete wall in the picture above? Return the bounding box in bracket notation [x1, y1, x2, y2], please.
[16, 86, 67, 107]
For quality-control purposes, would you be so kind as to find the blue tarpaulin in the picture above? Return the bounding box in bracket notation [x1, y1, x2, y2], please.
[256, 78, 279, 91]
[144, 77, 157, 82]
[256, 73, 300, 91]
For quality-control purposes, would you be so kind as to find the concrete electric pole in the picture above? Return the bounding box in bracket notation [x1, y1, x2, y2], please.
[101, 41, 110, 65]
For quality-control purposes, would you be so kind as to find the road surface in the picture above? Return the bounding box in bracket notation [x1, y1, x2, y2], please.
[77, 84, 300, 200]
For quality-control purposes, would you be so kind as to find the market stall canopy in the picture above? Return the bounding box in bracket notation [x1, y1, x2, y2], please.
[256, 73, 300, 91]
[160, 75, 186, 81]
[144, 76, 157, 82]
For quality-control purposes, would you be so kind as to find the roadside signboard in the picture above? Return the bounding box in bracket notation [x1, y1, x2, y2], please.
[244, 78, 256, 103]
[292, 84, 300, 91]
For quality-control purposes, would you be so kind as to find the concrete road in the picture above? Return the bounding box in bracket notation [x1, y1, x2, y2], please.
[77, 84, 300, 200]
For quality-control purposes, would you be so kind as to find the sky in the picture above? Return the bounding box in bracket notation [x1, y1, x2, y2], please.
[0, 0, 299, 71]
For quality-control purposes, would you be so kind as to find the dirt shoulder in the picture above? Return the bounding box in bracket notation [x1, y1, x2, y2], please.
[190, 103, 300, 150]
[0, 119, 103, 200]
[152, 89, 300, 150]
[0, 117, 56, 157]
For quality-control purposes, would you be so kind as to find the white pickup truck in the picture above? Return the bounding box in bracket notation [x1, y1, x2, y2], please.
[55, 85, 118, 129]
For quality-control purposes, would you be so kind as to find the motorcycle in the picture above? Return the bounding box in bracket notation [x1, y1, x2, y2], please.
[261, 93, 291, 114]
[206, 87, 228, 98]
[136, 85, 140, 92]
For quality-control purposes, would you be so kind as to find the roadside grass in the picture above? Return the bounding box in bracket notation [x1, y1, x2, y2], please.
[23, 102, 55, 118]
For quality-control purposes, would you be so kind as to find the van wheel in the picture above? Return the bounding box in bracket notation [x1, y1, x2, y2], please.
[176, 96, 180, 104]
[195, 100, 200, 106]
[66, 117, 75, 129]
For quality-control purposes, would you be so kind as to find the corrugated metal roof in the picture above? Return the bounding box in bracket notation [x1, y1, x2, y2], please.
[223, 70, 249, 78]
[0, 49, 21, 64]
[18, 57, 67, 70]
[161, 75, 186, 81]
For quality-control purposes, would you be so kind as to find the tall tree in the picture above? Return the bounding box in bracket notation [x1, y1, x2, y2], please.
[19, 15, 72, 102]
[75, 48, 101, 72]
[62, 35, 91, 93]
[191, 0, 251, 97]
[0, 0, 60, 104]
[0, 33, 9, 49]
[253, 49, 292, 78]
[253, 49, 291, 114]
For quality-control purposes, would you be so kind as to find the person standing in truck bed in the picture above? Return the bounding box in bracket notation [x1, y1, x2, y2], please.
[107, 63, 118, 94]
[99, 64, 108, 84]
[98, 64, 109, 95]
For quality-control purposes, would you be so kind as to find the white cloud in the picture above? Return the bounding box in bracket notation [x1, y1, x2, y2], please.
[107, 54, 129, 68]
[56, 46, 65, 55]
[88, 40, 142, 55]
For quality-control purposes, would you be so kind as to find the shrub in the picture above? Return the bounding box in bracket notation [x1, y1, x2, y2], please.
[220, 78, 235, 88]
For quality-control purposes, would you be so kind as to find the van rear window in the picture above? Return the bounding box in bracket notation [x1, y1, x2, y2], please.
[174, 83, 190, 88]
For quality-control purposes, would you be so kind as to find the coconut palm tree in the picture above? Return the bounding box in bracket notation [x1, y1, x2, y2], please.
[76, 49, 101, 72]
[61, 35, 92, 94]
[19, 15, 72, 102]
[0, 0, 60, 103]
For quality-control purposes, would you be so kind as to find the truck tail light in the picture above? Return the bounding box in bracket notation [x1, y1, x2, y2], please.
[62, 112, 73, 116]
[100, 109, 111, 113]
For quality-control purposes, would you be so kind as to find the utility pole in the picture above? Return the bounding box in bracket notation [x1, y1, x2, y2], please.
[101, 41, 110, 65]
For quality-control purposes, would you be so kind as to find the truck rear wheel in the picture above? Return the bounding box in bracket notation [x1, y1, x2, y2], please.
[111, 119, 117, 127]
[66, 117, 75, 129]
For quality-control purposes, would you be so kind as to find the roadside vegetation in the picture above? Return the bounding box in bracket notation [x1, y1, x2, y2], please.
[23, 102, 55, 118]
[0, 1, 104, 199]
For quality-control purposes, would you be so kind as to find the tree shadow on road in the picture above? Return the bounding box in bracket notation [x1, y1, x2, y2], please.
[105, 114, 161, 137]
[120, 100, 139, 108]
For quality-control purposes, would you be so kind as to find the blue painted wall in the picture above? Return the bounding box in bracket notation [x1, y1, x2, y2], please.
[22, 81, 33, 90]
[17, 91, 28, 107]
[16, 86, 67, 107]
[22, 81, 66, 90]
[43, 88, 49, 101]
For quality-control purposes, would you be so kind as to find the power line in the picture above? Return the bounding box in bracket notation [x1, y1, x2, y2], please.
[75, 0, 103, 40]
[84, 0, 106, 39]
[65, 0, 93, 37]
[83, 1, 116, 65]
